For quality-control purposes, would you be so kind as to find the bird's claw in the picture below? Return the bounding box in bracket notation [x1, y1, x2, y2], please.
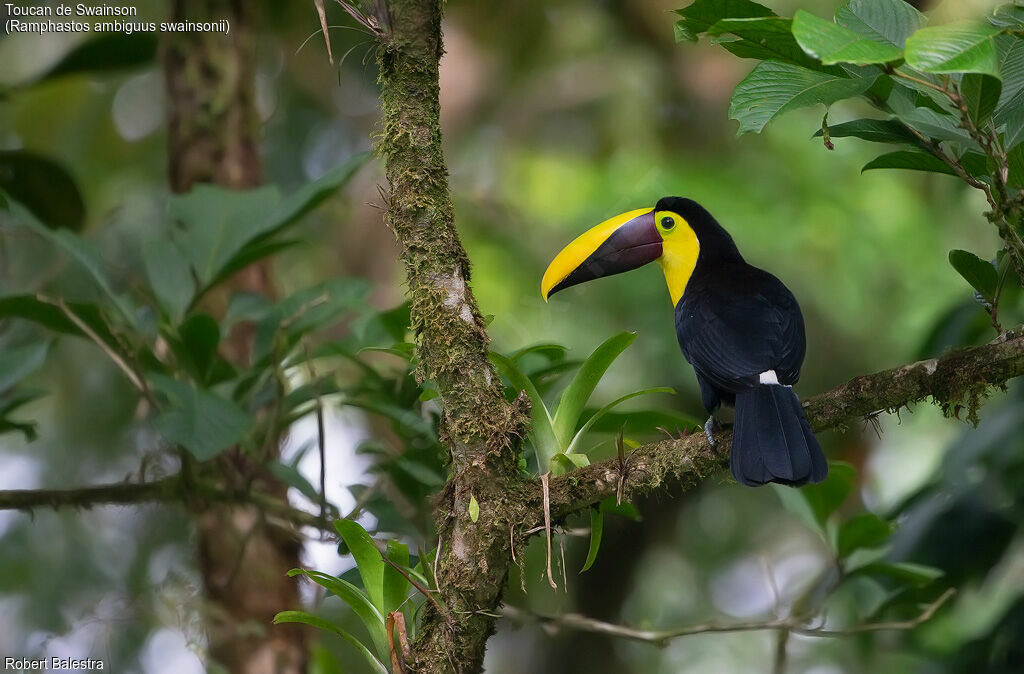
[704, 416, 718, 447]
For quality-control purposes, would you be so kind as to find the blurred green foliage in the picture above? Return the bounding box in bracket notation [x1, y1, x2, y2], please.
[2, 0, 1024, 673]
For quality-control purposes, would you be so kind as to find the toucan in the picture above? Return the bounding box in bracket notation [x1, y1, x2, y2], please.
[541, 197, 827, 487]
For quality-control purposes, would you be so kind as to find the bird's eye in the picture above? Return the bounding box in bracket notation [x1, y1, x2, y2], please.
[661, 216, 675, 230]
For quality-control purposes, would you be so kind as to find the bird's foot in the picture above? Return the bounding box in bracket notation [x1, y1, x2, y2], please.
[704, 416, 719, 447]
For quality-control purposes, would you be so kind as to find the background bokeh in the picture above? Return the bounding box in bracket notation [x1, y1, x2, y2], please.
[2, 0, 1023, 672]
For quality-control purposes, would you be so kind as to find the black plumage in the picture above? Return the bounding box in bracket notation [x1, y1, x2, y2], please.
[664, 197, 827, 487]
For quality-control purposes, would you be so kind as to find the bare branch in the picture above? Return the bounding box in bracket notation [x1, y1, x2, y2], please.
[0, 475, 336, 535]
[500, 589, 955, 646]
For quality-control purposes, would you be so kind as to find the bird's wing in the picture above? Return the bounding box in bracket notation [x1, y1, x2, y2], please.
[677, 269, 805, 391]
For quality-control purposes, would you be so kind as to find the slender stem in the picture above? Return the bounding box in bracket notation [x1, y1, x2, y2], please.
[500, 589, 955, 646]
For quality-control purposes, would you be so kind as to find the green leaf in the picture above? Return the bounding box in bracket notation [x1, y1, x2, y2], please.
[854, 561, 944, 586]
[1008, 143, 1024, 188]
[961, 73, 1002, 126]
[0, 151, 85, 231]
[0, 295, 115, 341]
[178, 313, 221, 382]
[143, 238, 195, 321]
[708, 18, 826, 71]
[171, 153, 368, 288]
[811, 117, 923, 146]
[0, 388, 47, 441]
[253, 279, 369, 362]
[10, 199, 134, 322]
[837, 513, 894, 558]
[273, 610, 387, 674]
[904, 21, 1003, 77]
[580, 508, 604, 573]
[994, 36, 1024, 133]
[990, 4, 1024, 29]
[729, 61, 876, 135]
[949, 249, 999, 302]
[566, 387, 675, 455]
[35, 33, 157, 84]
[900, 107, 977, 147]
[490, 351, 558, 471]
[862, 150, 956, 175]
[334, 519, 386, 614]
[150, 375, 252, 460]
[0, 341, 50, 393]
[383, 540, 411, 615]
[468, 494, 480, 523]
[779, 461, 857, 531]
[551, 332, 636, 449]
[674, 0, 774, 42]
[268, 461, 321, 502]
[835, 0, 927, 49]
[793, 10, 904, 65]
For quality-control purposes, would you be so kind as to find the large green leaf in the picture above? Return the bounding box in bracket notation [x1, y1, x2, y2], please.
[834, 0, 926, 48]
[490, 351, 558, 470]
[793, 10, 904, 65]
[862, 150, 956, 175]
[990, 3, 1024, 29]
[551, 331, 636, 449]
[811, 118, 923, 146]
[948, 250, 999, 303]
[150, 375, 252, 460]
[580, 508, 604, 573]
[994, 36, 1024, 136]
[335, 519, 386, 615]
[0, 151, 85, 231]
[11, 198, 134, 323]
[0, 341, 50, 393]
[565, 387, 675, 455]
[776, 461, 857, 531]
[674, 0, 774, 42]
[252, 279, 369, 363]
[900, 107, 977, 146]
[273, 610, 387, 674]
[729, 61, 876, 134]
[0, 295, 115, 342]
[34, 33, 157, 84]
[383, 540, 411, 615]
[143, 238, 195, 321]
[837, 513, 894, 558]
[708, 18, 825, 71]
[904, 21, 1003, 77]
[961, 73, 1002, 126]
[286, 569, 388, 659]
[853, 561, 944, 586]
[171, 153, 368, 287]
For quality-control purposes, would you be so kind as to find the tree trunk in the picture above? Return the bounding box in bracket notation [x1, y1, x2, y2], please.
[161, 2, 307, 672]
[375, 1, 529, 670]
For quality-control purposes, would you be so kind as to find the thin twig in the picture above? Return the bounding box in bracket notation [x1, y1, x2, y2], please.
[500, 589, 955, 647]
[47, 297, 148, 398]
[383, 555, 445, 616]
[540, 472, 557, 589]
[303, 343, 329, 530]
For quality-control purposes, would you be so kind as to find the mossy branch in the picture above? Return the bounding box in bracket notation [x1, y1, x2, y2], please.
[0, 474, 335, 533]
[538, 328, 1024, 523]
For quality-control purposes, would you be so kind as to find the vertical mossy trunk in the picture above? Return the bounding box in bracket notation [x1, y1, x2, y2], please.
[162, 2, 307, 672]
[376, 1, 527, 670]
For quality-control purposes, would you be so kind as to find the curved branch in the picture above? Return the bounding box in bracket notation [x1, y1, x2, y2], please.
[543, 329, 1024, 522]
[0, 475, 336, 534]
[500, 588, 955, 647]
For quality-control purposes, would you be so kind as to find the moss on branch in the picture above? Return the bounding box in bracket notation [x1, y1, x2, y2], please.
[537, 329, 1024, 524]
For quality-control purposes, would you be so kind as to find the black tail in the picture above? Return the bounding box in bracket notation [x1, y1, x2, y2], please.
[731, 384, 827, 487]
